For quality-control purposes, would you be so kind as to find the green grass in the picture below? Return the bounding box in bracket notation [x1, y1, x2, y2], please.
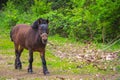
[0, 28, 120, 79]
[95, 43, 120, 52]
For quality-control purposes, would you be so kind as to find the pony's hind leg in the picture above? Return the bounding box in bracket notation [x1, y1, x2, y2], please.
[15, 45, 23, 69]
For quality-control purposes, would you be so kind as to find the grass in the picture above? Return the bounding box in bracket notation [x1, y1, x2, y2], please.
[95, 42, 120, 52]
[0, 28, 120, 79]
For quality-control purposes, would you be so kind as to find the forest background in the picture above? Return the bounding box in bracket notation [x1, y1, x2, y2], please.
[0, 0, 120, 44]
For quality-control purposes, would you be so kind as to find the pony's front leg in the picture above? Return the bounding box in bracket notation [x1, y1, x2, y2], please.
[40, 50, 49, 75]
[28, 50, 33, 73]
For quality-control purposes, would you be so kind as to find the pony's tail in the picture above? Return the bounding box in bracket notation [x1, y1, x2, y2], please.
[10, 29, 13, 41]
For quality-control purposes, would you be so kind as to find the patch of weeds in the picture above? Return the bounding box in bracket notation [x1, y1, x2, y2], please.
[48, 34, 68, 46]
[116, 65, 120, 73]
[116, 77, 120, 80]
[94, 42, 120, 52]
[46, 51, 99, 75]
[0, 37, 13, 48]
[118, 52, 120, 58]
[0, 77, 6, 80]
[45, 51, 81, 74]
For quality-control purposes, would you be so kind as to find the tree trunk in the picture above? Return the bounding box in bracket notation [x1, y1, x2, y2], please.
[102, 26, 105, 43]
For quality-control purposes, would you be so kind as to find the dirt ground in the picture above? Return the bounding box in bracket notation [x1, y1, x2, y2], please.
[0, 54, 120, 80]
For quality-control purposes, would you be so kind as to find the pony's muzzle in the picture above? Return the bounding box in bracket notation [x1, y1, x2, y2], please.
[41, 33, 48, 44]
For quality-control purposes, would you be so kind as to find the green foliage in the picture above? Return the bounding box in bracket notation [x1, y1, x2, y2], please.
[31, 0, 51, 16]
[0, 1, 18, 28]
[9, 0, 33, 12]
[0, 0, 120, 43]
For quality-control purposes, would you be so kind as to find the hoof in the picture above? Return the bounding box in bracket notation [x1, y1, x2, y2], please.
[15, 65, 17, 69]
[18, 66, 22, 70]
[15, 65, 22, 70]
[44, 71, 50, 75]
[28, 69, 33, 74]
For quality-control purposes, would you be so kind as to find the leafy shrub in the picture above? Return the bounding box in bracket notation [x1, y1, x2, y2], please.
[0, 0, 120, 43]
[0, 1, 18, 28]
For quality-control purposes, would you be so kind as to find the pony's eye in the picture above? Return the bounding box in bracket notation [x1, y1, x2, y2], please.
[38, 27, 42, 30]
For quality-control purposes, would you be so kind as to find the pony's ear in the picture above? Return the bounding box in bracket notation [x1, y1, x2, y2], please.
[31, 21, 39, 29]
[46, 19, 49, 24]
[38, 18, 42, 24]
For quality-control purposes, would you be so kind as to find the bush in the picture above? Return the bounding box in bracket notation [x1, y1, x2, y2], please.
[0, 0, 120, 43]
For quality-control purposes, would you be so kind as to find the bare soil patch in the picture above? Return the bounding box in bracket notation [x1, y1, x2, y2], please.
[0, 54, 119, 80]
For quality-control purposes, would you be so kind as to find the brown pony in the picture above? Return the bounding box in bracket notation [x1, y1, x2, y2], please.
[10, 18, 49, 75]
